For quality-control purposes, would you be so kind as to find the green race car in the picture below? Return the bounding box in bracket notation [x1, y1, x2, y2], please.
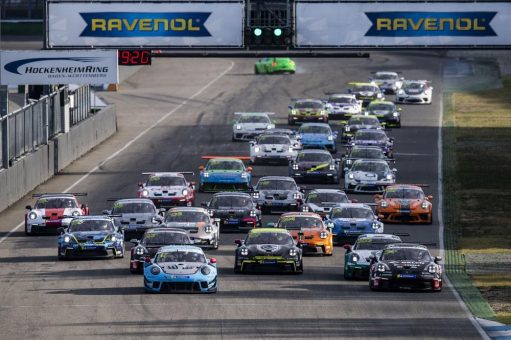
[255, 57, 296, 74]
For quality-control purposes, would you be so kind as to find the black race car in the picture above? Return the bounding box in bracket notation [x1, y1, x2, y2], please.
[341, 115, 384, 142]
[365, 100, 402, 128]
[251, 176, 304, 214]
[347, 129, 394, 158]
[369, 243, 442, 291]
[302, 189, 350, 217]
[129, 228, 192, 273]
[289, 149, 341, 184]
[341, 146, 393, 176]
[234, 228, 303, 274]
[201, 192, 261, 231]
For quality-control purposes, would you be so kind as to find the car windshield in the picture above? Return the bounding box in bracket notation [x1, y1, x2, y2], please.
[350, 148, 384, 159]
[300, 125, 330, 134]
[348, 117, 380, 125]
[68, 219, 115, 232]
[165, 211, 209, 223]
[385, 188, 424, 199]
[307, 192, 348, 204]
[210, 195, 252, 209]
[155, 250, 206, 263]
[245, 232, 294, 246]
[239, 115, 270, 123]
[258, 136, 290, 145]
[297, 153, 331, 163]
[278, 216, 323, 230]
[354, 131, 386, 141]
[404, 82, 425, 90]
[381, 248, 432, 262]
[35, 198, 78, 209]
[207, 160, 244, 171]
[353, 85, 378, 92]
[329, 97, 354, 104]
[147, 176, 185, 187]
[369, 103, 394, 111]
[331, 207, 374, 219]
[351, 161, 389, 173]
[257, 179, 297, 191]
[142, 232, 191, 246]
[112, 202, 155, 214]
[354, 238, 400, 250]
[294, 101, 322, 109]
[374, 73, 397, 80]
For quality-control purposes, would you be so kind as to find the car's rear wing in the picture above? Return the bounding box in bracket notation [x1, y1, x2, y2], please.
[32, 192, 87, 197]
[201, 156, 251, 160]
[234, 112, 275, 116]
[141, 172, 194, 176]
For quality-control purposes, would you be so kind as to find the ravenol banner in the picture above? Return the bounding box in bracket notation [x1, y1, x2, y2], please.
[48, 2, 243, 47]
[296, 2, 511, 47]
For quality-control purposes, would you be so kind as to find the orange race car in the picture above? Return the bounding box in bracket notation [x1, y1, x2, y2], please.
[270, 212, 333, 255]
[374, 185, 433, 224]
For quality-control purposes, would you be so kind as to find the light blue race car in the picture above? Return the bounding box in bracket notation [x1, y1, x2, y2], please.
[297, 123, 338, 153]
[144, 245, 218, 293]
[57, 216, 124, 260]
[324, 203, 383, 245]
[198, 156, 252, 192]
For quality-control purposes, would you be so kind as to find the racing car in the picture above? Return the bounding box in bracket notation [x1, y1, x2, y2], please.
[163, 207, 220, 249]
[347, 129, 394, 157]
[251, 176, 304, 214]
[258, 128, 301, 146]
[232, 112, 275, 141]
[297, 123, 338, 153]
[369, 71, 404, 94]
[249, 134, 298, 165]
[129, 228, 193, 273]
[138, 172, 195, 208]
[103, 198, 164, 239]
[288, 99, 328, 125]
[341, 115, 384, 142]
[144, 245, 218, 293]
[290, 149, 341, 184]
[347, 82, 384, 106]
[302, 189, 350, 217]
[365, 100, 402, 128]
[324, 204, 384, 244]
[341, 146, 393, 176]
[272, 212, 334, 256]
[374, 185, 433, 224]
[57, 215, 124, 260]
[198, 156, 252, 192]
[201, 192, 261, 231]
[324, 93, 362, 121]
[254, 57, 296, 74]
[234, 228, 303, 273]
[369, 243, 442, 291]
[396, 80, 433, 104]
[25, 193, 89, 235]
[344, 159, 397, 193]
[343, 233, 403, 280]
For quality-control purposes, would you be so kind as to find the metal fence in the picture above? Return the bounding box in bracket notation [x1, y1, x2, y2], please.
[0, 0, 44, 20]
[69, 85, 91, 126]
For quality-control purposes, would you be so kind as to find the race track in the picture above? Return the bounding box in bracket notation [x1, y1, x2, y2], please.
[0, 53, 483, 339]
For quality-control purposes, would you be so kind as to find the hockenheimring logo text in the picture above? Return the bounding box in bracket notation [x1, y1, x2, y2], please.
[24, 66, 109, 74]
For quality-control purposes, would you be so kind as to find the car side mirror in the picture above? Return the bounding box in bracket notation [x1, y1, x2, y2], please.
[392, 168, 397, 172]
[434, 256, 442, 263]
[201, 202, 209, 207]
[377, 214, 384, 220]
[390, 137, 395, 142]
[58, 227, 65, 234]
[298, 231, 304, 241]
[213, 218, 221, 223]
[400, 77, 405, 81]
[334, 159, 341, 163]
[427, 195, 433, 200]
[159, 208, 166, 215]
[234, 239, 243, 246]
[151, 216, 163, 224]
[25, 205, 32, 210]
[138, 182, 143, 187]
[398, 108, 403, 112]
[374, 194, 382, 200]
[369, 254, 376, 262]
[130, 239, 139, 244]
[117, 226, 124, 233]
[351, 199, 358, 203]
[249, 141, 255, 146]
[343, 243, 352, 251]
[102, 209, 111, 215]
[190, 181, 196, 186]
[210, 258, 217, 264]
[343, 167, 349, 172]
[198, 165, 205, 171]
[288, 105, 293, 110]
[266, 222, 276, 228]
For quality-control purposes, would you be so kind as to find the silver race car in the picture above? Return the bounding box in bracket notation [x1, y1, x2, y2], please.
[251, 176, 304, 214]
[258, 128, 302, 147]
[396, 80, 433, 104]
[302, 189, 351, 217]
[249, 134, 298, 165]
[163, 207, 220, 249]
[369, 71, 404, 94]
[232, 112, 275, 141]
[344, 159, 397, 193]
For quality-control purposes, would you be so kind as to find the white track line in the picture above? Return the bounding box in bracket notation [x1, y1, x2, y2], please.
[437, 93, 490, 340]
[0, 61, 235, 245]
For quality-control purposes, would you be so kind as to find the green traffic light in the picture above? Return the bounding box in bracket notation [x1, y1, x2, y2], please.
[254, 28, 262, 37]
[274, 28, 282, 37]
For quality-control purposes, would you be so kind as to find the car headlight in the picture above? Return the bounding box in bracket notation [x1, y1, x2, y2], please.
[28, 211, 37, 220]
[380, 201, 388, 207]
[205, 225, 213, 233]
[372, 222, 379, 230]
[267, 125, 273, 129]
[142, 189, 149, 197]
[252, 192, 260, 199]
[398, 89, 405, 95]
[345, 126, 350, 132]
[72, 211, 80, 217]
[393, 112, 399, 117]
[241, 172, 248, 179]
[289, 248, 297, 256]
[348, 173, 354, 179]
[63, 235, 71, 243]
[203, 172, 209, 178]
[110, 235, 117, 242]
[292, 164, 299, 170]
[240, 248, 248, 256]
[386, 174, 393, 180]
[376, 263, 387, 272]
[250, 210, 257, 217]
[427, 264, 437, 274]
[288, 147, 293, 153]
[236, 124, 242, 130]
[320, 231, 327, 239]
[293, 193, 300, 199]
[136, 247, 145, 255]
[302, 206, 309, 212]
[182, 189, 188, 196]
[320, 110, 327, 115]
[422, 201, 429, 209]
[346, 159, 352, 165]
[377, 93, 383, 98]
[201, 266, 212, 275]
[207, 209, 214, 217]
[329, 164, 335, 171]
[291, 109, 298, 115]
[150, 266, 161, 275]
[254, 146, 260, 153]
[351, 254, 359, 263]
[328, 135, 333, 141]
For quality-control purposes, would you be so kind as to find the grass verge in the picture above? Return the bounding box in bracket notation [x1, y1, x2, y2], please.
[444, 76, 511, 323]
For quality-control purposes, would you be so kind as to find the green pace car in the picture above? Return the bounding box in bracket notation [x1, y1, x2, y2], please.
[255, 57, 296, 74]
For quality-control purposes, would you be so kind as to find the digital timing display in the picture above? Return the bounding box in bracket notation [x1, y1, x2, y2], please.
[118, 50, 152, 66]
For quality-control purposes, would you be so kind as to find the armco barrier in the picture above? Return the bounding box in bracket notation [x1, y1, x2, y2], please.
[0, 105, 116, 213]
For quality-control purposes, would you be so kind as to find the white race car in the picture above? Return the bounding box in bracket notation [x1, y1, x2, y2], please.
[249, 134, 298, 165]
[324, 93, 362, 121]
[370, 71, 404, 94]
[344, 159, 396, 193]
[25, 193, 89, 235]
[163, 207, 220, 249]
[232, 112, 275, 141]
[138, 172, 195, 208]
[396, 80, 433, 104]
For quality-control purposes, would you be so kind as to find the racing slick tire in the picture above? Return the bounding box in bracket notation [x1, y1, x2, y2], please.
[212, 236, 220, 250]
[427, 212, 434, 225]
[25, 224, 33, 236]
[57, 248, 66, 261]
[254, 65, 259, 74]
[234, 265, 242, 274]
[288, 117, 295, 126]
[344, 272, 352, 280]
[199, 184, 205, 193]
[295, 261, 304, 274]
[332, 176, 340, 184]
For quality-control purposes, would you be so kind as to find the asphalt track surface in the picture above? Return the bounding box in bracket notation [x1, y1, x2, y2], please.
[0, 53, 483, 339]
